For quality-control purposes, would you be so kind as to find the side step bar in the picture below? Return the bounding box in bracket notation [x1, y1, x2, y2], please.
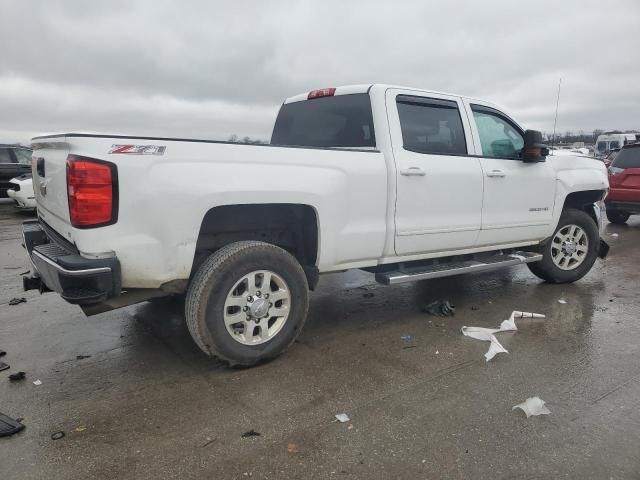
[375, 251, 543, 285]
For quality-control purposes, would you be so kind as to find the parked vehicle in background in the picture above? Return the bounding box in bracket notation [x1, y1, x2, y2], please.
[606, 143, 640, 224]
[548, 146, 591, 157]
[0, 145, 32, 197]
[7, 173, 36, 212]
[22, 84, 609, 366]
[595, 133, 637, 158]
[604, 148, 620, 167]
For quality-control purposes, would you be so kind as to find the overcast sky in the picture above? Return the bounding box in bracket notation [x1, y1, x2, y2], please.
[1, 0, 639, 144]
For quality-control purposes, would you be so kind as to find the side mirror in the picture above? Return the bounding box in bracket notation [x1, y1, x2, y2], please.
[522, 130, 548, 162]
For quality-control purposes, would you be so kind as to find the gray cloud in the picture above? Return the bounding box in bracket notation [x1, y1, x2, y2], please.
[1, 0, 639, 144]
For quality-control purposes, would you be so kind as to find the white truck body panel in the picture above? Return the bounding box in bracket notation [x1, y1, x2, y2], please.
[30, 84, 608, 290]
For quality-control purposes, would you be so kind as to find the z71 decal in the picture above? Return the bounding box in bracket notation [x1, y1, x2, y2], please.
[109, 145, 166, 155]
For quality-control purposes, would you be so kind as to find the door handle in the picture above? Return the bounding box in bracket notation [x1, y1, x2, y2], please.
[400, 167, 426, 176]
[486, 169, 506, 178]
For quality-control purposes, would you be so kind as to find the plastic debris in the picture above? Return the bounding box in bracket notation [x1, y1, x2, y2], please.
[610, 233, 619, 238]
[241, 429, 261, 438]
[400, 335, 412, 340]
[287, 443, 298, 453]
[461, 311, 545, 361]
[0, 362, 9, 372]
[9, 372, 26, 381]
[32, 379, 42, 386]
[558, 299, 567, 304]
[51, 431, 65, 440]
[335, 413, 350, 423]
[347, 424, 354, 430]
[0, 412, 26, 437]
[435, 350, 439, 355]
[8, 297, 26, 306]
[74, 426, 86, 432]
[512, 397, 551, 418]
[424, 300, 455, 317]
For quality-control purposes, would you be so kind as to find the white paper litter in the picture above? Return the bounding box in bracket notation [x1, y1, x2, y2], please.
[335, 413, 350, 423]
[610, 233, 619, 238]
[461, 311, 545, 361]
[512, 397, 551, 418]
[33, 379, 42, 386]
[558, 299, 567, 304]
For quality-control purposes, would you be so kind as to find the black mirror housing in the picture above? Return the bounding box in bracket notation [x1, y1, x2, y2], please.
[522, 130, 548, 162]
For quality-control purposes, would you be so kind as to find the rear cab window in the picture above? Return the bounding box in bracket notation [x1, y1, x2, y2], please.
[396, 95, 467, 155]
[612, 146, 640, 169]
[271, 93, 375, 148]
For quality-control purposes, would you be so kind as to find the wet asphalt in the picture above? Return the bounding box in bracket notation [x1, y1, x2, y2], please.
[1, 199, 639, 479]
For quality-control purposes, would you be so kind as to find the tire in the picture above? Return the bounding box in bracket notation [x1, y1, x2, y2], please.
[185, 241, 309, 366]
[606, 209, 630, 224]
[527, 208, 599, 283]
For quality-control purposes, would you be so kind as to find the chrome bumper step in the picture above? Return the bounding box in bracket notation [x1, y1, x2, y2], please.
[375, 251, 543, 285]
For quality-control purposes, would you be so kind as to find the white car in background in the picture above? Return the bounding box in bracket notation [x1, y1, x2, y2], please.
[7, 173, 36, 212]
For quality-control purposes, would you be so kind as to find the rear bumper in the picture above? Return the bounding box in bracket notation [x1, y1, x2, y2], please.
[22, 220, 121, 304]
[605, 200, 640, 214]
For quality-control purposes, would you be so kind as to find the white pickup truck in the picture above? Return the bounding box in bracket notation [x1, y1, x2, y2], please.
[23, 84, 610, 366]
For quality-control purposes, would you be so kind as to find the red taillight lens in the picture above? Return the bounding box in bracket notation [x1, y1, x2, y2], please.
[67, 155, 117, 227]
[307, 87, 336, 99]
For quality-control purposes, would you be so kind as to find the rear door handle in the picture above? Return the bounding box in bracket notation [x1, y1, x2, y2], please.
[400, 167, 426, 176]
[486, 169, 506, 178]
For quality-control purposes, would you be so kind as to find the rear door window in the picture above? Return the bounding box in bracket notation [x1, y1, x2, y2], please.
[396, 96, 467, 155]
[271, 93, 375, 148]
[609, 140, 621, 149]
[612, 147, 640, 169]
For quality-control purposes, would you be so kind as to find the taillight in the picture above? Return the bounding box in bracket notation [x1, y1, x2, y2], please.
[307, 87, 336, 100]
[66, 155, 117, 228]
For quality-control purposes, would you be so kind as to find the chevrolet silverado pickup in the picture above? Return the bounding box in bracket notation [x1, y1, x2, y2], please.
[23, 84, 610, 366]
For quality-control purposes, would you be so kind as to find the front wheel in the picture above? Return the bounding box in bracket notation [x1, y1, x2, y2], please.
[527, 208, 599, 283]
[185, 241, 309, 366]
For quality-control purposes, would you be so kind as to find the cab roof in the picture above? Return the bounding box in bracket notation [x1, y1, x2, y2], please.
[284, 83, 494, 107]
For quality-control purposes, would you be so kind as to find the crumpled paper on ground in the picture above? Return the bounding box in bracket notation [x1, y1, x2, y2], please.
[461, 311, 545, 361]
[512, 397, 551, 418]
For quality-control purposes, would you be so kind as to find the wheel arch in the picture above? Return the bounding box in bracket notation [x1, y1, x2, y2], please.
[561, 189, 607, 226]
[191, 203, 320, 289]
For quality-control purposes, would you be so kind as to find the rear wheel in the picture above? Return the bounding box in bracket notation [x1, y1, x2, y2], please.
[606, 209, 630, 224]
[185, 241, 309, 366]
[528, 208, 599, 283]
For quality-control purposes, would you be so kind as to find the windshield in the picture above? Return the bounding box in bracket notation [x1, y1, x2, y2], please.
[597, 141, 608, 153]
[612, 147, 640, 169]
[271, 93, 375, 148]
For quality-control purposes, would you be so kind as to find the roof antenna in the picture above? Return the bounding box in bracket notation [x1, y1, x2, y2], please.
[551, 77, 562, 150]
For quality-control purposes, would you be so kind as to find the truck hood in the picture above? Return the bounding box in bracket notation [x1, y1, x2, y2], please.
[547, 154, 609, 191]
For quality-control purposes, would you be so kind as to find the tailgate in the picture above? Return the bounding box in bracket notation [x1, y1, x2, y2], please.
[620, 168, 640, 189]
[31, 136, 73, 238]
